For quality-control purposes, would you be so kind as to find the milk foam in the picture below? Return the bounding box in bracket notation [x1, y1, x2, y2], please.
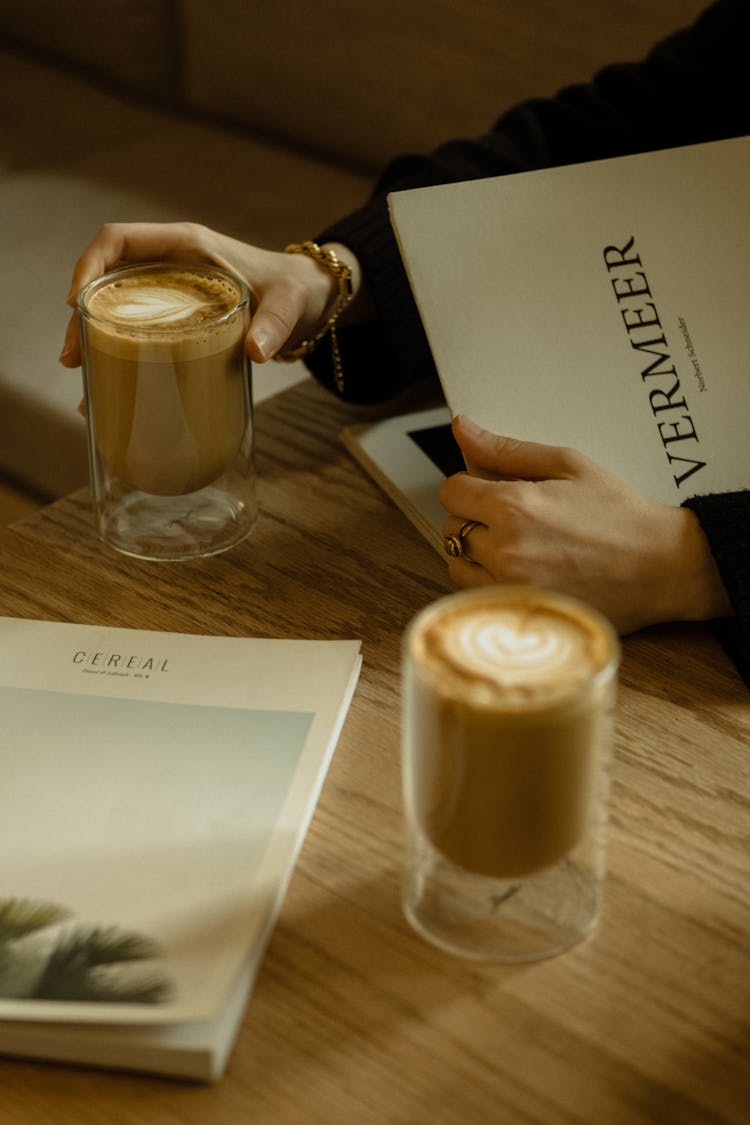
[101, 285, 211, 325]
[451, 609, 583, 682]
[85, 268, 241, 331]
[415, 591, 613, 705]
[82, 266, 247, 362]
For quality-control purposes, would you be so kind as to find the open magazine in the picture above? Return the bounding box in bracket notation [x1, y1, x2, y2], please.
[388, 136, 750, 506]
[0, 617, 361, 1081]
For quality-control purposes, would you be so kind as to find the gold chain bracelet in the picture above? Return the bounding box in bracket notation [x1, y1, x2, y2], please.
[274, 241, 353, 394]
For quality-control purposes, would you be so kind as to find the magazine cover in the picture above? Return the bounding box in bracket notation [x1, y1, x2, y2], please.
[389, 136, 750, 505]
[0, 617, 361, 1079]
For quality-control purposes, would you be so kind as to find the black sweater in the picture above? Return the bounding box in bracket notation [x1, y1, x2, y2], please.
[306, 0, 750, 684]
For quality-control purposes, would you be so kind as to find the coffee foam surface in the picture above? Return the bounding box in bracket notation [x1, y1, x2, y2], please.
[414, 592, 612, 706]
[83, 269, 246, 361]
[86, 269, 241, 329]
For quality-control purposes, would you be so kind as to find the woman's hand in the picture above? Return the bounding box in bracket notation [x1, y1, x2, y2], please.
[440, 415, 732, 634]
[58, 221, 364, 368]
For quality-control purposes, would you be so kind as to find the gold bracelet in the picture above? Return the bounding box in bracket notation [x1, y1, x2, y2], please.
[274, 241, 353, 394]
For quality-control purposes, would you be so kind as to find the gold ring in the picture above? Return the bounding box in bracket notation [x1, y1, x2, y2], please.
[443, 519, 481, 560]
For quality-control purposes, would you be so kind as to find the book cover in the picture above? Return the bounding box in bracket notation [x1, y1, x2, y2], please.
[388, 136, 750, 505]
[0, 617, 361, 1081]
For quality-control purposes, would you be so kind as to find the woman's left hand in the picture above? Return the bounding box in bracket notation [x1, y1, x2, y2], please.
[440, 415, 732, 634]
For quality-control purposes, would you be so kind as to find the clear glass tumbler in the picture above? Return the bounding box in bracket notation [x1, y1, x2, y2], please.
[401, 586, 620, 962]
[79, 261, 257, 561]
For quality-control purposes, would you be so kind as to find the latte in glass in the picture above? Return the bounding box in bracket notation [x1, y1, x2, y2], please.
[82, 266, 248, 496]
[78, 262, 256, 561]
[404, 587, 618, 879]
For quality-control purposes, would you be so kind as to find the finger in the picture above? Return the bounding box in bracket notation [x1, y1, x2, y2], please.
[446, 556, 495, 589]
[65, 222, 203, 307]
[452, 414, 584, 480]
[442, 516, 487, 563]
[455, 437, 501, 482]
[59, 310, 82, 367]
[439, 470, 521, 530]
[246, 278, 308, 362]
[460, 451, 502, 481]
[66, 224, 141, 306]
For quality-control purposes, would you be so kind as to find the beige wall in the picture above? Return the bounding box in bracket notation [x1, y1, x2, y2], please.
[182, 1, 710, 169]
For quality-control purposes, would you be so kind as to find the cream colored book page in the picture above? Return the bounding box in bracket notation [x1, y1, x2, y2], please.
[0, 617, 361, 1027]
[389, 137, 750, 504]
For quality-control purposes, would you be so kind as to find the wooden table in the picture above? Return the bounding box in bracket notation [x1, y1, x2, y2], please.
[0, 380, 747, 1124]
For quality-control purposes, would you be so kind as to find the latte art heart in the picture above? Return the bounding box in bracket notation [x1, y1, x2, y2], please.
[454, 611, 576, 681]
[415, 592, 613, 701]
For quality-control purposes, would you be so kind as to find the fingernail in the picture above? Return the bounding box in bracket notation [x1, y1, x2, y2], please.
[252, 329, 270, 361]
[457, 414, 481, 434]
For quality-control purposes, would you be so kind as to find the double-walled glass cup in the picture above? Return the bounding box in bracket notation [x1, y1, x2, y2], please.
[401, 587, 620, 963]
[78, 262, 257, 561]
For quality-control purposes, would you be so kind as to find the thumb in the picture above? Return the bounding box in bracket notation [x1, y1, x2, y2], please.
[246, 280, 308, 363]
[452, 414, 578, 480]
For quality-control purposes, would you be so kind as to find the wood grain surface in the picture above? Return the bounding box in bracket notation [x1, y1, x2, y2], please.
[0, 379, 747, 1125]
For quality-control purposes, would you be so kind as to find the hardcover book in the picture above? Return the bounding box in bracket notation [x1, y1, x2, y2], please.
[0, 617, 361, 1081]
[388, 136, 750, 506]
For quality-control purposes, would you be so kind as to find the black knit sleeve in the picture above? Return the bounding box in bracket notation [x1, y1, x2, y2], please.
[305, 0, 749, 401]
[303, 0, 750, 684]
[682, 492, 750, 686]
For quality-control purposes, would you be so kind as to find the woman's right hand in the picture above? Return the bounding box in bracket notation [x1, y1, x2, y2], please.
[58, 221, 360, 368]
